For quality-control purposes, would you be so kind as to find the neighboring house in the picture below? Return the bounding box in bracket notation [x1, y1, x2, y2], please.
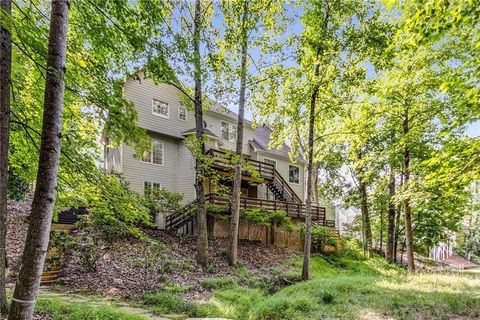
[103, 72, 335, 230]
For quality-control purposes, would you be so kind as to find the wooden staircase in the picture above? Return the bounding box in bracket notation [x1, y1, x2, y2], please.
[206, 148, 302, 204]
[267, 170, 302, 203]
[165, 199, 197, 231]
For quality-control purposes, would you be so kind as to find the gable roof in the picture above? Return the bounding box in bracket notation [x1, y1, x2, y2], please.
[182, 127, 223, 145]
[250, 125, 293, 159]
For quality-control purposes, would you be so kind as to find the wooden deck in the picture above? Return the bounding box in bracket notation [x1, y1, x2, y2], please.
[205, 148, 303, 204]
[206, 148, 275, 182]
[206, 193, 334, 226]
[164, 194, 335, 231]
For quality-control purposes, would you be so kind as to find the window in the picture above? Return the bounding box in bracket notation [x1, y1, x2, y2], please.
[152, 99, 169, 118]
[289, 165, 300, 184]
[221, 121, 237, 142]
[178, 106, 187, 121]
[264, 158, 277, 168]
[144, 181, 161, 197]
[141, 139, 164, 165]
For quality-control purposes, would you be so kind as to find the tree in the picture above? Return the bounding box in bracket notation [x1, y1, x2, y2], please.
[218, 0, 287, 266]
[8, 1, 69, 318]
[386, 165, 396, 263]
[226, 0, 248, 267]
[0, 0, 11, 313]
[193, 0, 209, 267]
[254, 0, 388, 277]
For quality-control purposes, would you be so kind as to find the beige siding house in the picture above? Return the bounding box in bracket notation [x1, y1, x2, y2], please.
[105, 73, 307, 206]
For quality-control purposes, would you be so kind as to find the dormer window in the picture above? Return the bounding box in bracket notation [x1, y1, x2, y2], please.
[221, 121, 237, 142]
[178, 106, 187, 121]
[152, 99, 169, 118]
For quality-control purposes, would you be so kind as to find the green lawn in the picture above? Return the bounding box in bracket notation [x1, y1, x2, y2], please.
[34, 297, 148, 320]
[143, 247, 480, 320]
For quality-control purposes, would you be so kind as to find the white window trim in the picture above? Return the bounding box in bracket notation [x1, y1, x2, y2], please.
[152, 99, 170, 119]
[221, 121, 236, 142]
[144, 181, 162, 196]
[263, 157, 277, 168]
[178, 106, 187, 121]
[288, 164, 300, 185]
[140, 139, 164, 166]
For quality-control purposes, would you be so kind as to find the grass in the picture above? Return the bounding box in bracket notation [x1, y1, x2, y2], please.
[142, 241, 480, 320]
[34, 296, 148, 320]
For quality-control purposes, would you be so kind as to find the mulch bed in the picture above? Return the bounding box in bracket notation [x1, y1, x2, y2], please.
[6, 200, 297, 301]
[6, 200, 32, 285]
[58, 229, 297, 300]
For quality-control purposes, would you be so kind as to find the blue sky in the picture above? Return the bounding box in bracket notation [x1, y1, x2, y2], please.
[206, 3, 480, 139]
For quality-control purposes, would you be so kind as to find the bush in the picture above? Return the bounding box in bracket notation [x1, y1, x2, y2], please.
[143, 292, 196, 316]
[144, 187, 183, 215]
[241, 268, 300, 294]
[7, 170, 30, 201]
[299, 225, 337, 253]
[64, 173, 155, 240]
[35, 297, 146, 320]
[201, 276, 237, 289]
[240, 208, 294, 230]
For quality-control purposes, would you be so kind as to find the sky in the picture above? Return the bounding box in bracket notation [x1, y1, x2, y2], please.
[173, 2, 480, 140]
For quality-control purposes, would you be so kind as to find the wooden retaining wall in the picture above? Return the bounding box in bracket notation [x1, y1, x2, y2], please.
[211, 218, 337, 252]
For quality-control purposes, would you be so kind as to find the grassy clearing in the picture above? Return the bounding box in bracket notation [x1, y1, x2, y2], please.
[142, 242, 480, 320]
[34, 296, 148, 320]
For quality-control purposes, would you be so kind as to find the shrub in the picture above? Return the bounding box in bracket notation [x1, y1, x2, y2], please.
[64, 172, 154, 240]
[201, 276, 237, 289]
[144, 187, 183, 216]
[299, 225, 337, 253]
[7, 170, 30, 201]
[240, 208, 271, 226]
[143, 292, 196, 316]
[240, 208, 294, 230]
[35, 297, 146, 320]
[242, 268, 300, 294]
[206, 203, 228, 219]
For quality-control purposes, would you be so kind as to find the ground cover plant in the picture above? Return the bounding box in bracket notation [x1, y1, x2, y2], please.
[140, 242, 480, 320]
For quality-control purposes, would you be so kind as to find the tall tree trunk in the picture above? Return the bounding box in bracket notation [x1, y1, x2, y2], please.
[313, 163, 319, 204]
[8, 1, 69, 318]
[403, 113, 415, 273]
[359, 180, 373, 258]
[0, 0, 12, 314]
[386, 166, 396, 263]
[302, 62, 319, 281]
[379, 202, 384, 255]
[228, 0, 248, 267]
[193, 0, 208, 267]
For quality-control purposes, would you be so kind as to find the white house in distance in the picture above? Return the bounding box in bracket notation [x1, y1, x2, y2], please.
[103, 72, 336, 231]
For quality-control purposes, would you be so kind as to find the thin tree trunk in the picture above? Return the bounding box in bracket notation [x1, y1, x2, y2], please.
[8, 1, 69, 318]
[229, 0, 248, 267]
[394, 204, 401, 263]
[302, 61, 320, 281]
[386, 166, 396, 263]
[379, 202, 384, 255]
[403, 113, 415, 273]
[313, 163, 319, 203]
[0, 0, 12, 314]
[193, 0, 208, 267]
[359, 180, 373, 258]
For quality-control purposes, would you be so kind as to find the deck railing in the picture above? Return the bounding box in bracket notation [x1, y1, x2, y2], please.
[205, 148, 302, 204]
[166, 193, 335, 230]
[206, 149, 276, 181]
[206, 193, 334, 226]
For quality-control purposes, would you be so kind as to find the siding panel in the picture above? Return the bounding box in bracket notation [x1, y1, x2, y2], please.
[121, 133, 179, 195]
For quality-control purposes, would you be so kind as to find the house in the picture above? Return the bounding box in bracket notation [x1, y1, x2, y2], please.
[103, 72, 336, 231]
